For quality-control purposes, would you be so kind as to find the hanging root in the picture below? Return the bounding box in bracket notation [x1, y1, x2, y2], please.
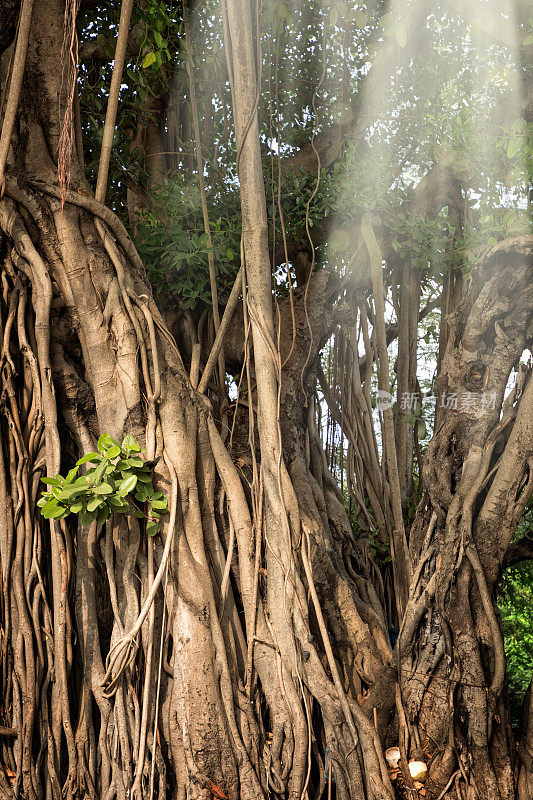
[102, 451, 178, 697]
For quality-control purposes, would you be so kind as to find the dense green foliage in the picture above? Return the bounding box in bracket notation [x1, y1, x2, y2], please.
[499, 563, 533, 726]
[135, 174, 242, 307]
[77, 0, 532, 315]
[498, 504, 533, 727]
[38, 434, 167, 536]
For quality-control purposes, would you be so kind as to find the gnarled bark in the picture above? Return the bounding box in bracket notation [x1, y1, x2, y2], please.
[0, 3, 531, 800]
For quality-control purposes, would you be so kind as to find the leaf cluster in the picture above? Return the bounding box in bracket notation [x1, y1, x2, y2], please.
[499, 559, 533, 726]
[38, 434, 168, 536]
[135, 175, 242, 309]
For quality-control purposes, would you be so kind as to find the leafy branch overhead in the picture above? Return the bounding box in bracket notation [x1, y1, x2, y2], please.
[38, 434, 167, 536]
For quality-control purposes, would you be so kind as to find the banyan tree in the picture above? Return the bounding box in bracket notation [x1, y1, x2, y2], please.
[0, 0, 531, 798]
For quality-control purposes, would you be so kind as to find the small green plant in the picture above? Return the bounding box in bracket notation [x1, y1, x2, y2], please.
[38, 434, 167, 536]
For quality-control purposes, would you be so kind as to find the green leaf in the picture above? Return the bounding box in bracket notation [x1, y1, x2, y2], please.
[43, 503, 67, 519]
[94, 482, 113, 495]
[511, 117, 527, 133]
[522, 32, 533, 46]
[76, 452, 102, 465]
[87, 497, 104, 512]
[97, 506, 110, 525]
[90, 458, 109, 486]
[98, 434, 119, 454]
[151, 498, 168, 511]
[41, 476, 64, 486]
[122, 434, 141, 454]
[72, 476, 89, 488]
[126, 457, 144, 468]
[55, 485, 86, 501]
[65, 467, 79, 485]
[136, 472, 152, 483]
[37, 496, 48, 508]
[80, 510, 98, 526]
[507, 136, 524, 158]
[107, 445, 121, 459]
[142, 51, 157, 68]
[146, 521, 159, 537]
[70, 502, 83, 514]
[119, 475, 138, 496]
[42, 498, 59, 514]
[108, 497, 131, 513]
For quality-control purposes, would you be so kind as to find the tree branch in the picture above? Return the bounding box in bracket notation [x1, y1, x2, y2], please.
[502, 533, 533, 569]
[78, 25, 143, 62]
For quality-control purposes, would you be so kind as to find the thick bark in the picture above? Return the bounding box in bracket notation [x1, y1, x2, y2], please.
[0, 3, 531, 800]
[398, 237, 533, 800]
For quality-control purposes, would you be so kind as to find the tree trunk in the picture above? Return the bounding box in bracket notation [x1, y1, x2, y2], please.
[0, 2, 531, 800]
[398, 238, 533, 799]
